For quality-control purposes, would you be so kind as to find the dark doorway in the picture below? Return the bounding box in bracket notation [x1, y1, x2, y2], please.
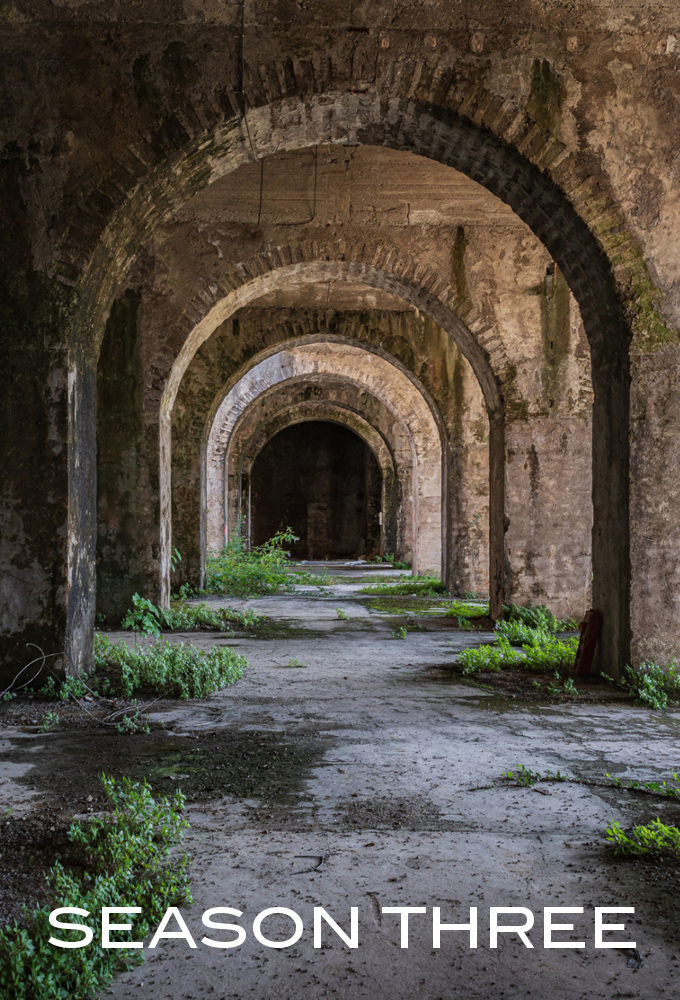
[250, 421, 381, 559]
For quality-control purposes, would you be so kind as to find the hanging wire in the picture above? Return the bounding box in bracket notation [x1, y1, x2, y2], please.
[239, 0, 258, 161]
[257, 157, 264, 228]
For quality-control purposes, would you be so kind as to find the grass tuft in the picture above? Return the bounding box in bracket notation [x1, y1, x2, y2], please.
[442, 600, 489, 619]
[122, 594, 262, 634]
[42, 636, 247, 702]
[457, 634, 578, 675]
[359, 576, 445, 597]
[606, 818, 680, 859]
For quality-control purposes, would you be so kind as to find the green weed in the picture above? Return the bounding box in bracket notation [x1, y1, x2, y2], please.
[562, 675, 578, 695]
[206, 528, 298, 598]
[605, 772, 680, 801]
[392, 626, 408, 640]
[91, 635, 247, 699]
[545, 671, 579, 697]
[38, 711, 60, 733]
[499, 765, 680, 803]
[503, 603, 577, 633]
[442, 600, 489, 620]
[115, 712, 151, 735]
[496, 618, 550, 644]
[454, 602, 578, 676]
[622, 661, 680, 710]
[500, 764, 569, 786]
[336, 608, 350, 620]
[360, 576, 445, 597]
[121, 594, 262, 634]
[285, 657, 308, 668]
[457, 634, 579, 675]
[606, 818, 680, 859]
[0, 774, 190, 1000]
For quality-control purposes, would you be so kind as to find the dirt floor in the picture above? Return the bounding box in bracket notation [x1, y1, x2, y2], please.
[1, 565, 679, 998]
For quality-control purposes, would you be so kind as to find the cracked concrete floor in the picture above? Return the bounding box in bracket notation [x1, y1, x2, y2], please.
[2, 568, 680, 999]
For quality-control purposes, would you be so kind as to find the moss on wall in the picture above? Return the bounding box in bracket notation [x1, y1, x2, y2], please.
[526, 58, 565, 136]
[449, 226, 473, 318]
[96, 290, 156, 620]
[540, 264, 571, 409]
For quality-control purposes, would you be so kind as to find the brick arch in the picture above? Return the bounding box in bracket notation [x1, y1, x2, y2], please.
[159, 256, 505, 613]
[164, 251, 505, 417]
[169, 240, 516, 408]
[203, 343, 444, 578]
[68, 89, 649, 344]
[68, 88, 631, 672]
[227, 399, 403, 567]
[239, 402, 394, 478]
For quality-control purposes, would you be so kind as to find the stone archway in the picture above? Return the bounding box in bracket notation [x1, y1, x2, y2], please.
[66, 90, 633, 674]
[203, 341, 444, 577]
[239, 401, 394, 561]
[163, 260, 500, 612]
[233, 403, 399, 563]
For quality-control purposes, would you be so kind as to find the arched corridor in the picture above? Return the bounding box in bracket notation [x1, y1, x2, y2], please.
[249, 421, 382, 560]
[2, 5, 680, 997]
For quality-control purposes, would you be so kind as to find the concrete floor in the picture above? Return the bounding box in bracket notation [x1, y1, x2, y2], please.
[4, 567, 680, 998]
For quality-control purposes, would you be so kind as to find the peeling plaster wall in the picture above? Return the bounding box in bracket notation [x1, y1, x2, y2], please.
[96, 290, 160, 622]
[505, 417, 592, 619]
[630, 346, 680, 665]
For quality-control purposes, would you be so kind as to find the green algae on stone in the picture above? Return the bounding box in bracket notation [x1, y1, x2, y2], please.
[526, 58, 565, 136]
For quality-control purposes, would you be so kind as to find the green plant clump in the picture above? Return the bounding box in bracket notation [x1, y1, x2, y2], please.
[442, 600, 489, 620]
[38, 711, 60, 733]
[606, 818, 680, 859]
[0, 775, 191, 1000]
[206, 529, 298, 598]
[457, 634, 578, 675]
[504, 603, 577, 632]
[44, 635, 247, 702]
[454, 601, 578, 676]
[359, 576, 446, 597]
[94, 635, 247, 699]
[495, 618, 550, 645]
[545, 672, 578, 697]
[122, 594, 262, 635]
[500, 764, 569, 786]
[622, 661, 680, 710]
